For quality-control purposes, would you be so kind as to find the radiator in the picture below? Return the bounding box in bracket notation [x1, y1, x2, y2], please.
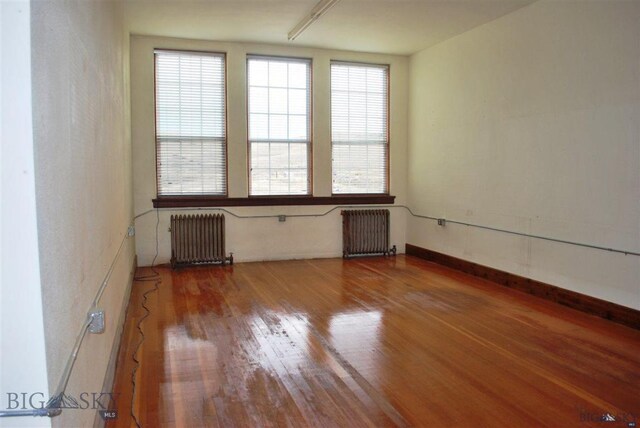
[341, 209, 397, 258]
[170, 214, 233, 268]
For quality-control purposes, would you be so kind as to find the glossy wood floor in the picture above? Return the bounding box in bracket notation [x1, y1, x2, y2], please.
[108, 256, 640, 427]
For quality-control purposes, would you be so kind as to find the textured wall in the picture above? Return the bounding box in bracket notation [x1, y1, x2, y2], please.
[31, 0, 135, 426]
[0, 1, 51, 427]
[131, 36, 409, 265]
[408, 0, 640, 309]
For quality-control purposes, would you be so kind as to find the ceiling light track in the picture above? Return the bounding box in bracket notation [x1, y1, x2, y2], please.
[288, 0, 342, 41]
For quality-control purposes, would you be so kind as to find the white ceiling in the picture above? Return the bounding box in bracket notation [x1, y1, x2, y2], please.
[125, 0, 537, 56]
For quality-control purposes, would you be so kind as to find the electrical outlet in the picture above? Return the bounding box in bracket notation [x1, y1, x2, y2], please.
[278, 215, 286, 222]
[88, 310, 105, 334]
[127, 226, 135, 237]
[437, 218, 446, 226]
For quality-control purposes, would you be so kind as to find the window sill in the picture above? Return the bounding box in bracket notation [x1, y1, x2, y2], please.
[152, 195, 395, 208]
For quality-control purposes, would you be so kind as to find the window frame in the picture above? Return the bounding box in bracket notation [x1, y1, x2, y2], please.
[153, 48, 229, 198]
[151, 52, 396, 208]
[330, 60, 391, 196]
[246, 54, 314, 197]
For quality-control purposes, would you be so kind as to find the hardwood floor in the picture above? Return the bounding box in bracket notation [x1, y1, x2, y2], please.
[108, 255, 640, 427]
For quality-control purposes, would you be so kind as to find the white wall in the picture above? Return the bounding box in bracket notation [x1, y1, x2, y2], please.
[30, 0, 135, 426]
[0, 1, 51, 426]
[131, 36, 408, 265]
[408, 0, 640, 309]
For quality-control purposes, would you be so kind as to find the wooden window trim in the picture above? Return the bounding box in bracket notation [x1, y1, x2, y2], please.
[152, 194, 395, 208]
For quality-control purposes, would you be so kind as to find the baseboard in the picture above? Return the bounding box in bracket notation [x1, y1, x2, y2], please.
[93, 254, 137, 427]
[405, 243, 640, 330]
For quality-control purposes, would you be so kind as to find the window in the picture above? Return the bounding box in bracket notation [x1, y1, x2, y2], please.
[331, 62, 389, 194]
[154, 50, 226, 196]
[247, 55, 311, 196]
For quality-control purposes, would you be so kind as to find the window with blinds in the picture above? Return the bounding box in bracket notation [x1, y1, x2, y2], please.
[247, 55, 311, 196]
[331, 62, 389, 194]
[155, 50, 226, 196]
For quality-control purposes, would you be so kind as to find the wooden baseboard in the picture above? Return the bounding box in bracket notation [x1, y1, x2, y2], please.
[405, 243, 640, 330]
[93, 255, 137, 427]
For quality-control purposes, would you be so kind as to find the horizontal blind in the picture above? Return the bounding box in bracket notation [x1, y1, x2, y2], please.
[155, 50, 226, 196]
[248, 56, 311, 195]
[331, 62, 389, 194]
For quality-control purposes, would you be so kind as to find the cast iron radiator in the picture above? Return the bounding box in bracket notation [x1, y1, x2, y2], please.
[341, 209, 397, 258]
[170, 214, 233, 268]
